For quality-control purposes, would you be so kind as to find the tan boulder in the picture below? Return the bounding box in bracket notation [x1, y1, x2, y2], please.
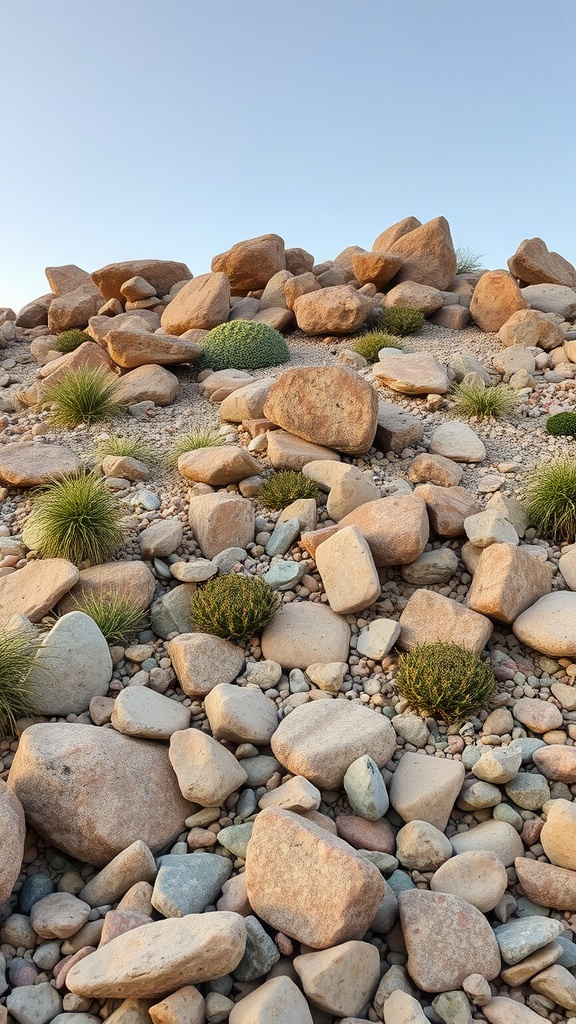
[389, 753, 464, 831]
[540, 799, 576, 870]
[204, 683, 278, 745]
[533, 744, 576, 783]
[513, 591, 576, 657]
[372, 216, 422, 252]
[79, 841, 157, 908]
[508, 237, 576, 288]
[178, 445, 260, 486]
[16, 293, 52, 328]
[470, 270, 528, 332]
[0, 558, 79, 622]
[168, 633, 245, 698]
[293, 285, 374, 335]
[150, 987, 205, 1024]
[372, 353, 449, 394]
[398, 589, 493, 655]
[219, 379, 273, 422]
[38, 341, 116, 389]
[387, 216, 456, 290]
[58, 561, 155, 615]
[8, 723, 193, 866]
[351, 251, 403, 287]
[252, 306, 294, 331]
[264, 366, 378, 454]
[483, 996, 552, 1024]
[160, 273, 230, 334]
[261, 602, 350, 671]
[429, 421, 486, 462]
[450, 820, 524, 866]
[407, 453, 463, 487]
[48, 282, 104, 334]
[229, 976, 312, 1024]
[293, 940, 380, 1016]
[66, 913, 246, 998]
[285, 272, 321, 311]
[188, 492, 254, 559]
[169, 729, 247, 806]
[430, 850, 508, 913]
[0, 779, 25, 905]
[383, 281, 444, 314]
[45, 264, 93, 295]
[285, 247, 314, 276]
[115, 364, 180, 406]
[315, 525, 380, 614]
[498, 308, 565, 350]
[211, 234, 285, 294]
[326, 466, 381, 521]
[245, 808, 385, 949]
[267, 429, 341, 471]
[0, 441, 82, 486]
[414, 483, 480, 537]
[258, 269, 293, 310]
[92, 260, 192, 302]
[340, 494, 429, 566]
[515, 857, 576, 911]
[467, 542, 553, 623]
[105, 329, 201, 368]
[430, 304, 471, 330]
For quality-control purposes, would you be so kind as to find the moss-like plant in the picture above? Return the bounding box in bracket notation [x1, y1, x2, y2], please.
[455, 247, 485, 274]
[450, 380, 518, 420]
[395, 642, 495, 724]
[524, 458, 576, 543]
[351, 331, 404, 363]
[0, 629, 40, 736]
[27, 471, 125, 565]
[377, 306, 425, 337]
[546, 412, 576, 438]
[166, 429, 226, 468]
[191, 574, 279, 641]
[43, 366, 121, 427]
[96, 433, 158, 464]
[199, 320, 290, 372]
[54, 329, 91, 354]
[72, 591, 149, 645]
[258, 470, 318, 510]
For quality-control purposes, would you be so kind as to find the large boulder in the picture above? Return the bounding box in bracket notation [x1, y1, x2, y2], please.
[45, 264, 95, 295]
[513, 592, 576, 657]
[105, 329, 201, 368]
[340, 494, 429, 566]
[261, 602, 350, 671]
[508, 238, 576, 288]
[398, 589, 493, 656]
[467, 543, 552, 624]
[293, 286, 374, 335]
[16, 293, 53, 328]
[521, 283, 576, 318]
[8, 723, 193, 866]
[160, 273, 230, 334]
[498, 309, 565, 350]
[386, 216, 457, 290]
[27, 611, 112, 716]
[0, 779, 25, 906]
[58, 561, 156, 614]
[211, 234, 285, 294]
[470, 270, 528, 332]
[48, 282, 104, 334]
[351, 251, 403, 287]
[383, 281, 444, 314]
[263, 366, 378, 454]
[372, 353, 449, 395]
[91, 260, 192, 302]
[114, 364, 180, 406]
[372, 216, 422, 251]
[0, 441, 82, 486]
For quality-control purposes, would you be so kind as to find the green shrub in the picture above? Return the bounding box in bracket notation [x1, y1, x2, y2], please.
[455, 247, 485, 274]
[72, 591, 148, 645]
[199, 320, 290, 371]
[395, 642, 495, 724]
[166, 429, 226, 468]
[191, 573, 279, 641]
[0, 628, 40, 736]
[450, 380, 518, 419]
[524, 457, 576, 543]
[546, 412, 576, 438]
[351, 331, 403, 363]
[258, 470, 318, 509]
[43, 366, 121, 427]
[377, 306, 425, 337]
[28, 471, 125, 564]
[54, 329, 91, 354]
[96, 433, 158, 464]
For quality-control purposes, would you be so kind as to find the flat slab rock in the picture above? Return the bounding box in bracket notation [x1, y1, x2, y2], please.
[373, 353, 449, 394]
[58, 560, 156, 614]
[0, 558, 79, 622]
[0, 441, 82, 486]
[261, 601, 350, 670]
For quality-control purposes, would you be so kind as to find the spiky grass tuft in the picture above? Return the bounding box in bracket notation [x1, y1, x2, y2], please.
[54, 329, 91, 354]
[450, 379, 518, 420]
[96, 433, 158, 464]
[71, 591, 149, 646]
[258, 470, 318, 510]
[166, 429, 226, 468]
[0, 629, 40, 736]
[395, 642, 495, 724]
[28, 471, 125, 565]
[191, 573, 279, 641]
[377, 306, 425, 337]
[455, 247, 485, 274]
[43, 366, 121, 427]
[351, 331, 404, 363]
[524, 457, 576, 544]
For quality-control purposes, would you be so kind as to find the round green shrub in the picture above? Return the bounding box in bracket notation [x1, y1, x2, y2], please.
[258, 471, 318, 510]
[546, 412, 576, 438]
[395, 641, 495, 724]
[54, 329, 91, 354]
[524, 457, 576, 543]
[351, 331, 403, 363]
[378, 306, 425, 337]
[191, 573, 279, 641]
[199, 320, 290, 371]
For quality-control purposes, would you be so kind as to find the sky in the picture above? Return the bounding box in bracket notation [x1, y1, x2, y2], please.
[1, 0, 575, 313]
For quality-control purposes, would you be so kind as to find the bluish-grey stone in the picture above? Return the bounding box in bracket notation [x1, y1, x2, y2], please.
[18, 875, 55, 915]
[136, 489, 161, 511]
[343, 754, 389, 821]
[150, 584, 195, 639]
[152, 853, 232, 917]
[515, 897, 549, 918]
[217, 823, 253, 859]
[505, 773, 550, 811]
[494, 915, 566, 965]
[289, 669, 309, 693]
[432, 991, 473, 1024]
[509, 737, 547, 764]
[461, 746, 482, 770]
[265, 518, 300, 557]
[6, 983, 63, 1024]
[556, 934, 576, 969]
[212, 548, 248, 573]
[263, 560, 305, 591]
[232, 915, 280, 981]
[241, 755, 282, 787]
[236, 789, 257, 819]
[358, 850, 399, 874]
[387, 870, 416, 895]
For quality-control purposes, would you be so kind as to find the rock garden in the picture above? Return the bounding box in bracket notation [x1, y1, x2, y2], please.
[1, 217, 576, 1024]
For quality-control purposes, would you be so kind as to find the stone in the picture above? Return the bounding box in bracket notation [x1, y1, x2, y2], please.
[304, 661, 346, 694]
[138, 520, 183, 559]
[467, 543, 552, 623]
[464, 511, 519, 548]
[6, 983, 63, 1024]
[499, 942, 563, 986]
[376, 401, 424, 453]
[0, 559, 79, 622]
[340, 494, 429, 566]
[396, 821, 452, 871]
[204, 683, 278, 745]
[450, 820, 524, 866]
[48, 282, 104, 334]
[111, 687, 191, 739]
[67, 913, 245, 998]
[382, 990, 428, 1023]
[245, 808, 385, 949]
[343, 755, 389, 821]
[398, 589, 492, 656]
[429, 421, 486, 462]
[170, 559, 217, 583]
[430, 304, 471, 330]
[27, 611, 112, 716]
[178, 446, 260, 486]
[533, 745, 576, 782]
[92, 261, 191, 302]
[387, 217, 457, 290]
[114, 364, 180, 406]
[0, 780, 25, 906]
[294, 940, 380, 1016]
[58, 561, 155, 615]
[392, 713, 428, 748]
[559, 549, 576, 590]
[232, 914, 279, 981]
[261, 602, 350, 670]
[515, 858, 576, 911]
[401, 548, 459, 585]
[432, 992, 473, 1024]
[389, 753, 464, 831]
[326, 466, 380, 522]
[513, 592, 576, 657]
[285, 272, 321, 311]
[513, 697, 563, 733]
[102, 455, 149, 481]
[271, 698, 396, 789]
[357, 618, 400, 659]
[352, 250, 403, 287]
[229, 976, 312, 1024]
[264, 366, 377, 454]
[373, 216, 422, 251]
[169, 633, 245, 697]
[293, 285, 374, 335]
[0, 441, 82, 486]
[541, 799, 576, 870]
[482, 997, 551, 1023]
[373, 353, 449, 394]
[160, 273, 230, 333]
[105, 329, 201, 369]
[149, 987, 205, 1024]
[399, 889, 500, 992]
[315, 526, 380, 614]
[383, 280, 444, 315]
[152, 853, 231, 917]
[470, 270, 528, 332]
[531, 964, 576, 1011]
[30, 892, 90, 939]
[508, 238, 576, 288]
[414, 484, 480, 537]
[492, 343, 536, 375]
[188, 492, 254, 559]
[219, 379, 273, 423]
[430, 850, 508, 912]
[521, 282, 576, 317]
[8, 723, 192, 867]
[149, 585, 196, 639]
[212, 234, 285, 294]
[498, 308, 565, 350]
[267, 429, 340, 470]
[494, 915, 566, 965]
[408, 453, 463, 487]
[472, 747, 522, 784]
[79, 842, 156, 908]
[46, 264, 93, 296]
[169, 729, 247, 806]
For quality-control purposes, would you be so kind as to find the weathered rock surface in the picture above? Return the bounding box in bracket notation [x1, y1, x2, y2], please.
[105, 329, 201, 368]
[169, 729, 247, 806]
[114, 364, 180, 406]
[429, 421, 486, 462]
[508, 237, 576, 288]
[513, 592, 576, 657]
[414, 484, 480, 537]
[267, 429, 340, 470]
[111, 686, 191, 739]
[229, 976, 312, 1024]
[168, 633, 245, 697]
[0, 559, 79, 622]
[27, 611, 112, 716]
[261, 602, 350, 670]
[467, 543, 552, 623]
[450, 820, 524, 866]
[340, 494, 429, 566]
[398, 589, 492, 655]
[315, 526, 380, 614]
[58, 561, 155, 614]
[483, 997, 550, 1023]
[533, 744, 576, 782]
[498, 308, 565, 350]
[294, 940, 380, 1016]
[387, 217, 457, 290]
[188, 492, 254, 559]
[204, 683, 278, 745]
[219, 379, 273, 423]
[92, 260, 192, 302]
[373, 353, 449, 395]
[0, 441, 82, 486]
[293, 285, 374, 335]
[515, 857, 576, 911]
[0, 779, 25, 906]
[389, 752, 464, 831]
[212, 234, 285, 294]
[470, 270, 528, 332]
[160, 273, 230, 333]
[540, 799, 576, 870]
[178, 446, 260, 485]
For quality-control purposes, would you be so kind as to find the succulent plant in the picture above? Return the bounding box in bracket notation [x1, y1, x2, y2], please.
[199, 320, 290, 371]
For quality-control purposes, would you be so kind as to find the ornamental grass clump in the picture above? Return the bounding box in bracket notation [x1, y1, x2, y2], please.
[455, 247, 485, 274]
[450, 379, 518, 420]
[524, 457, 576, 544]
[28, 471, 125, 565]
[166, 429, 226, 468]
[43, 366, 121, 427]
[377, 306, 425, 337]
[395, 642, 495, 724]
[546, 412, 576, 438]
[191, 573, 279, 642]
[0, 629, 40, 736]
[258, 470, 318, 510]
[96, 433, 158, 464]
[54, 329, 91, 354]
[351, 331, 403, 363]
[72, 591, 148, 645]
[199, 320, 290, 371]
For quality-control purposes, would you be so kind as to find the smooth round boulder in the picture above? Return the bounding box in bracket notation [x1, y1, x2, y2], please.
[513, 592, 576, 658]
[430, 850, 508, 912]
[540, 799, 576, 870]
[0, 779, 25, 905]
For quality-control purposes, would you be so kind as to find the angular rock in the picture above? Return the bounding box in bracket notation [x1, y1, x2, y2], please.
[498, 308, 565, 350]
[0, 559, 79, 622]
[343, 755, 389, 821]
[293, 285, 374, 335]
[105, 329, 201, 369]
[513, 592, 576, 657]
[149, 987, 205, 1024]
[352, 250, 403, 287]
[499, 942, 563, 986]
[48, 283, 104, 334]
[0, 441, 82, 486]
[467, 543, 552, 623]
[188, 492, 254, 559]
[335, 814, 394, 853]
[401, 548, 459, 586]
[212, 234, 285, 294]
[168, 633, 244, 697]
[6, 982, 63, 1024]
[373, 216, 422, 252]
[111, 687, 191, 739]
[383, 281, 444, 314]
[0, 780, 25, 906]
[169, 729, 247, 806]
[408, 453, 463, 487]
[398, 589, 492, 655]
[267, 429, 340, 470]
[494, 915, 566, 965]
[472, 746, 522, 784]
[389, 752, 464, 831]
[228, 976, 312, 1024]
[396, 821, 452, 871]
[115, 364, 180, 406]
[373, 353, 449, 395]
[376, 401, 423, 453]
[152, 853, 231, 917]
[357, 618, 400, 659]
[414, 484, 480, 537]
[382, 990, 428, 1024]
[219, 379, 273, 423]
[293, 940, 380, 1016]
[27, 611, 112, 716]
[92, 260, 192, 302]
[483, 997, 551, 1024]
[429, 421, 486, 462]
[470, 270, 528, 332]
[261, 601, 350, 670]
[160, 273, 230, 333]
[58, 561, 155, 615]
[259, 776, 320, 813]
[79, 842, 157, 908]
[178, 446, 260, 486]
[508, 237, 576, 288]
[387, 217, 457, 290]
[340, 494, 429, 567]
[430, 850, 508, 913]
[326, 466, 380, 522]
[315, 525, 380, 615]
[204, 683, 278, 745]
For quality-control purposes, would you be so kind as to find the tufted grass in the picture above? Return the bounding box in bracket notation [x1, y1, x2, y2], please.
[524, 457, 576, 544]
[28, 471, 125, 565]
[450, 379, 518, 420]
[43, 366, 121, 427]
[165, 429, 226, 468]
[71, 590, 149, 646]
[0, 629, 40, 737]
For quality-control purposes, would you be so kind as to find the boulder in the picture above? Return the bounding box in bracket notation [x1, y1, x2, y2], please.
[115, 365, 180, 406]
[160, 273, 230, 333]
[372, 353, 448, 395]
[540, 799, 576, 870]
[48, 282, 104, 334]
[389, 752, 464, 831]
[400, 548, 459, 585]
[533, 745, 576, 783]
[27, 611, 112, 716]
[315, 526, 380, 614]
[261, 602, 350, 671]
[325, 466, 381, 521]
[0, 559, 79, 622]
[373, 216, 422, 251]
[168, 633, 245, 697]
[352, 251, 403, 287]
[105, 329, 201, 368]
[383, 281, 444, 314]
[470, 270, 528, 332]
[211, 234, 285, 294]
[92, 260, 192, 302]
[498, 308, 565, 350]
[521, 283, 576, 317]
[58, 561, 155, 614]
[398, 589, 493, 655]
[407, 453, 463, 487]
[204, 683, 278, 745]
[293, 285, 374, 335]
[387, 216, 457, 290]
[340, 494, 429, 566]
[111, 687, 191, 739]
[229, 976, 312, 1024]
[219, 379, 273, 422]
[508, 238, 576, 288]
[169, 730, 247, 806]
[38, 340, 116, 389]
[0, 441, 82, 486]
[515, 857, 576, 911]
[188, 492, 254, 559]
[414, 484, 480, 537]
[267, 429, 341, 471]
[429, 421, 486, 462]
[450, 820, 524, 866]
[376, 401, 423, 453]
[263, 366, 378, 454]
[513, 592, 576, 657]
[8, 723, 193, 866]
[0, 779, 25, 906]
[285, 272, 322, 311]
[483, 997, 552, 1024]
[16, 293, 52, 328]
[467, 543, 552, 623]
[178, 446, 260, 486]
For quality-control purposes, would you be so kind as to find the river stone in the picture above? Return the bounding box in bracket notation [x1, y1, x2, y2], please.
[357, 618, 400, 659]
[541, 799, 576, 870]
[6, 982, 63, 1024]
[111, 687, 191, 739]
[513, 592, 576, 657]
[414, 484, 481, 537]
[0, 441, 83, 486]
[271, 698, 396, 789]
[515, 858, 576, 912]
[396, 821, 452, 871]
[152, 853, 232, 917]
[389, 753, 464, 831]
[533, 745, 576, 782]
[504, 772, 549, 811]
[228, 976, 312, 1024]
[472, 746, 522, 785]
[499, 942, 563, 987]
[66, 913, 246, 998]
[149, 987, 205, 1024]
[483, 997, 552, 1023]
[398, 890, 501, 992]
[57, 561, 155, 615]
[372, 353, 449, 395]
[261, 601, 350, 670]
[169, 729, 247, 806]
[315, 526, 380, 615]
[233, 914, 280, 981]
[8, 724, 193, 867]
[294, 940, 380, 1016]
[178, 446, 260, 486]
[204, 683, 278, 745]
[0, 780, 25, 906]
[494, 915, 566, 965]
[382, 990, 428, 1023]
[398, 589, 492, 656]
[531, 964, 576, 1012]
[401, 548, 459, 586]
[335, 815, 395, 853]
[79, 842, 157, 908]
[168, 633, 245, 698]
[30, 892, 90, 939]
[150, 585, 195, 639]
[263, 366, 378, 454]
[513, 697, 563, 734]
[188, 492, 254, 559]
[259, 776, 320, 813]
[450, 820, 524, 866]
[219, 378, 273, 423]
[245, 808, 385, 949]
[340, 493, 429, 567]
[27, 612, 112, 716]
[430, 851, 508, 912]
[0, 559, 79, 622]
[138, 520, 183, 559]
[343, 755, 389, 821]
[429, 422, 486, 462]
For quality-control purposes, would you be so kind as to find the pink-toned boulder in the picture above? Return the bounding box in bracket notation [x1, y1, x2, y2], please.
[160, 273, 230, 334]
[91, 260, 192, 302]
[211, 234, 285, 294]
[467, 543, 553, 624]
[470, 270, 528, 332]
[383, 281, 444, 314]
[351, 251, 403, 287]
[105, 329, 201, 368]
[508, 237, 576, 288]
[398, 589, 493, 656]
[339, 494, 429, 566]
[372, 216, 422, 251]
[293, 286, 374, 336]
[515, 857, 576, 911]
[188, 492, 254, 559]
[387, 216, 457, 290]
[0, 558, 79, 622]
[46, 264, 93, 296]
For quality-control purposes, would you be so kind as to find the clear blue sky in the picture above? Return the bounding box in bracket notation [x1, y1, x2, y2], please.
[1, 0, 575, 312]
